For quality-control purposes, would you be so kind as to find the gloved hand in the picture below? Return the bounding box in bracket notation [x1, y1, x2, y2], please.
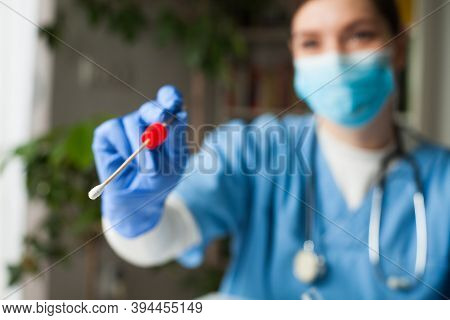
[92, 85, 189, 238]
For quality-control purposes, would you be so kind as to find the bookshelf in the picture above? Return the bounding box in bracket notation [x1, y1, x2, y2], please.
[212, 27, 304, 124]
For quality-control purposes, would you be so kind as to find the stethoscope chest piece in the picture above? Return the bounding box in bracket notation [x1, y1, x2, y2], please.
[293, 240, 326, 284]
[293, 124, 427, 291]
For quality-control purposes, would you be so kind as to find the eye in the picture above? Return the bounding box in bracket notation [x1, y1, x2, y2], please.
[301, 39, 319, 49]
[351, 30, 377, 41]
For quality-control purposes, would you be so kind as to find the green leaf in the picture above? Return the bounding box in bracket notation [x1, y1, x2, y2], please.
[63, 122, 96, 170]
[7, 264, 23, 286]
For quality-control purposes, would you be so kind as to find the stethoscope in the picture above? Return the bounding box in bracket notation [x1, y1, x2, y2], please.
[293, 125, 428, 291]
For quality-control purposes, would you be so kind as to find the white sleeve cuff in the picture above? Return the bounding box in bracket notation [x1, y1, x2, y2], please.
[102, 192, 201, 267]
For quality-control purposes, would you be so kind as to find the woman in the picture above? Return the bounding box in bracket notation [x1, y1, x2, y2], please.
[92, 0, 450, 299]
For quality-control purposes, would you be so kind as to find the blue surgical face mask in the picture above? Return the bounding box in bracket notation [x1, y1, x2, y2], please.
[293, 49, 396, 128]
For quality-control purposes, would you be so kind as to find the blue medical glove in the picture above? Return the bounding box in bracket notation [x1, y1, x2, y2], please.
[92, 85, 189, 238]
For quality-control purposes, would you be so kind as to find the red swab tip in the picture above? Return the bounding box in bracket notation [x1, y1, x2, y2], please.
[141, 122, 168, 149]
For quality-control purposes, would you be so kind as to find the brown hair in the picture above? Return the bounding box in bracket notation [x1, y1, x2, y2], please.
[294, 0, 402, 35]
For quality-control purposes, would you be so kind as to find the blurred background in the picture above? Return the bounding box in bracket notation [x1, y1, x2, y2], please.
[0, 0, 449, 299]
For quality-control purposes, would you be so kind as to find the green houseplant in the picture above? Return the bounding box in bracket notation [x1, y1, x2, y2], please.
[43, 0, 287, 79]
[1, 120, 102, 289]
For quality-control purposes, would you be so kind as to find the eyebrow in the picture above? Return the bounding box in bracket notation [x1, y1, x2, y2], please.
[291, 30, 318, 38]
[345, 18, 381, 31]
[291, 18, 380, 38]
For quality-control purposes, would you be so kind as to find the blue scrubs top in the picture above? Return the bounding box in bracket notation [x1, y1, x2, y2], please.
[173, 114, 450, 299]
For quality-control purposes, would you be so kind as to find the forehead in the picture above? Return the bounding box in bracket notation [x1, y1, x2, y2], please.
[292, 0, 383, 34]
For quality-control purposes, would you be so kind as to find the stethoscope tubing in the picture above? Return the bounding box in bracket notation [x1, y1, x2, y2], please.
[301, 123, 427, 290]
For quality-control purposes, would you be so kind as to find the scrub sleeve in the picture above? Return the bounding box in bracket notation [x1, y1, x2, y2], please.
[173, 119, 252, 267]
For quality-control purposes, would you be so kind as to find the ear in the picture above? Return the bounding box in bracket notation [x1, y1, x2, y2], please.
[392, 30, 408, 72]
[288, 37, 294, 56]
